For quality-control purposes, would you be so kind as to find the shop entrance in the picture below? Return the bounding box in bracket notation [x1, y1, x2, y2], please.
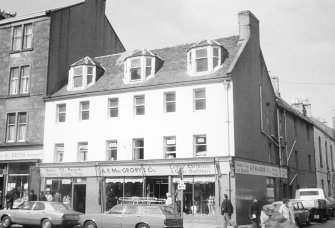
[73, 184, 86, 213]
[146, 177, 168, 199]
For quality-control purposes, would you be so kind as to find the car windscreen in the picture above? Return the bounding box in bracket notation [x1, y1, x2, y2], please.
[163, 206, 177, 215]
[51, 203, 72, 212]
[299, 191, 319, 196]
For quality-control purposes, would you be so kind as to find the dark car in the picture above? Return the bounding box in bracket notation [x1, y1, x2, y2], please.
[79, 204, 183, 228]
[272, 201, 310, 226]
[0, 201, 82, 228]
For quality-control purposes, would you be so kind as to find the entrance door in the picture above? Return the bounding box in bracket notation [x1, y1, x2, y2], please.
[146, 178, 168, 199]
[73, 184, 86, 213]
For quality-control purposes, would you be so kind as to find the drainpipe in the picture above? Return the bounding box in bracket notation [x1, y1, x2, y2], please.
[225, 81, 231, 156]
[260, 86, 264, 131]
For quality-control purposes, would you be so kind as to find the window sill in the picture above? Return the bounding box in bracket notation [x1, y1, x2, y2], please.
[9, 48, 34, 54]
[5, 93, 31, 99]
[2, 141, 29, 146]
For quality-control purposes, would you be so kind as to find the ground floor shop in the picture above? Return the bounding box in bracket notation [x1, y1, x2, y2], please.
[38, 158, 287, 226]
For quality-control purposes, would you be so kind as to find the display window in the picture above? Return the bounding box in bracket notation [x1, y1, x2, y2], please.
[174, 176, 215, 216]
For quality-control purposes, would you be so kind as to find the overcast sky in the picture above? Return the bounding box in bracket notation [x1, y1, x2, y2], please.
[1, 0, 335, 127]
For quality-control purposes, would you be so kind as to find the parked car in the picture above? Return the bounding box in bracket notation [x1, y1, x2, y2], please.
[272, 201, 310, 226]
[325, 197, 335, 217]
[79, 204, 183, 228]
[0, 201, 82, 228]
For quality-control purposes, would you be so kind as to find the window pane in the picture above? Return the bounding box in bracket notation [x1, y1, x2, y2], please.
[8, 114, 16, 125]
[87, 75, 93, 84]
[196, 58, 208, 72]
[196, 48, 207, 58]
[87, 66, 93, 74]
[18, 113, 26, 124]
[23, 24, 33, 49]
[18, 113, 27, 141]
[81, 111, 89, 120]
[20, 66, 30, 94]
[78, 143, 88, 162]
[74, 76, 83, 88]
[131, 59, 141, 68]
[166, 103, 176, 112]
[10, 68, 19, 95]
[80, 102, 89, 120]
[134, 139, 144, 148]
[74, 67, 83, 75]
[195, 100, 206, 110]
[12, 26, 22, 50]
[81, 102, 89, 110]
[58, 104, 66, 113]
[165, 93, 176, 102]
[130, 68, 141, 80]
[135, 96, 144, 105]
[7, 113, 16, 142]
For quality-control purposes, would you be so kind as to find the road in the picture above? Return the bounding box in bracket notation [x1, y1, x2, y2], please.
[303, 217, 335, 228]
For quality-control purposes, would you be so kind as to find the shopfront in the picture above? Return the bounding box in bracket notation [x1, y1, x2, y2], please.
[39, 158, 231, 216]
[0, 148, 42, 209]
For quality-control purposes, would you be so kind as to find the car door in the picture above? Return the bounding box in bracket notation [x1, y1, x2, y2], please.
[121, 205, 141, 228]
[101, 205, 124, 228]
[30, 202, 46, 225]
[16, 202, 35, 225]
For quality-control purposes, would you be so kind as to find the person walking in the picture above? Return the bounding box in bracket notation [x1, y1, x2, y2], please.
[249, 196, 261, 228]
[40, 191, 47, 201]
[29, 189, 37, 201]
[5, 188, 15, 210]
[165, 192, 172, 206]
[221, 194, 233, 228]
[279, 198, 295, 224]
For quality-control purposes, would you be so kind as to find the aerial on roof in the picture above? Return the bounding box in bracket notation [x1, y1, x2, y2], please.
[48, 36, 240, 99]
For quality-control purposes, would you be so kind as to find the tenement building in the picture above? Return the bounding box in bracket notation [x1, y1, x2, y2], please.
[0, 0, 124, 208]
[40, 11, 287, 226]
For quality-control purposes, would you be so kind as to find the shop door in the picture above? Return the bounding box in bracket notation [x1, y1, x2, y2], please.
[73, 184, 86, 213]
[146, 178, 168, 199]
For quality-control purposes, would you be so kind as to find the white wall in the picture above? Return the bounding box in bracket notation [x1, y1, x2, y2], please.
[43, 82, 235, 162]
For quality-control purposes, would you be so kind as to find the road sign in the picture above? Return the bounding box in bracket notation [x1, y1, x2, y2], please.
[177, 183, 186, 190]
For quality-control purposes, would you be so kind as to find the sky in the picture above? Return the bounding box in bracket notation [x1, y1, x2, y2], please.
[1, 0, 335, 127]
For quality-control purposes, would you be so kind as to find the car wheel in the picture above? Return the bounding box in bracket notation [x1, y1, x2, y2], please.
[137, 223, 150, 228]
[41, 219, 53, 228]
[84, 221, 97, 228]
[2, 216, 12, 228]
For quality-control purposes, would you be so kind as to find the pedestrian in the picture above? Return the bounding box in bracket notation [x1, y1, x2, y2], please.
[29, 189, 37, 201]
[260, 205, 270, 228]
[46, 191, 53, 202]
[263, 204, 298, 228]
[53, 191, 61, 202]
[40, 191, 47, 201]
[165, 192, 172, 206]
[249, 196, 261, 228]
[279, 198, 295, 224]
[221, 193, 233, 228]
[5, 187, 15, 210]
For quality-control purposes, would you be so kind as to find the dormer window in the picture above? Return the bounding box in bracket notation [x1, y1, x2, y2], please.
[67, 56, 104, 91]
[187, 40, 227, 76]
[124, 49, 163, 84]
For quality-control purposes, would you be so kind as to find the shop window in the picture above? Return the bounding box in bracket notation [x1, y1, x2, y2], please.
[266, 177, 275, 203]
[164, 136, 176, 158]
[45, 179, 74, 207]
[134, 95, 145, 115]
[164, 92, 176, 113]
[56, 104, 66, 123]
[106, 140, 117, 161]
[80, 101, 90, 120]
[78, 142, 88, 162]
[6, 112, 27, 143]
[174, 177, 215, 216]
[133, 138, 144, 159]
[12, 23, 33, 51]
[193, 88, 206, 111]
[9, 66, 30, 95]
[108, 98, 119, 118]
[54, 144, 64, 162]
[194, 135, 207, 157]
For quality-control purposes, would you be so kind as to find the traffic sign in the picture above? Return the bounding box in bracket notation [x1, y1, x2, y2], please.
[177, 183, 186, 190]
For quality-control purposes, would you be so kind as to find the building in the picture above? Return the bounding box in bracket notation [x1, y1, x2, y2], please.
[0, 0, 124, 208]
[276, 97, 317, 198]
[40, 11, 287, 226]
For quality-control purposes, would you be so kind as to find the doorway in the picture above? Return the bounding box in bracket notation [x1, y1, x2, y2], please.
[73, 184, 86, 213]
[146, 178, 168, 199]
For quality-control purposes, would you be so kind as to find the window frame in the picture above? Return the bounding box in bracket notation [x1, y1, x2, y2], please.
[194, 135, 207, 157]
[9, 65, 31, 96]
[133, 138, 144, 160]
[56, 103, 66, 123]
[164, 92, 176, 113]
[164, 136, 176, 158]
[78, 142, 88, 162]
[106, 140, 117, 161]
[134, 95, 145, 116]
[108, 98, 119, 118]
[79, 101, 90, 121]
[193, 88, 206, 111]
[125, 56, 155, 83]
[11, 23, 33, 51]
[6, 112, 28, 143]
[70, 65, 96, 91]
[54, 144, 64, 163]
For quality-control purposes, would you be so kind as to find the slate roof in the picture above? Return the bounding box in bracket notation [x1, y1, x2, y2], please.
[126, 49, 156, 59]
[50, 36, 240, 99]
[309, 117, 335, 139]
[190, 39, 222, 49]
[71, 56, 104, 70]
[276, 96, 313, 125]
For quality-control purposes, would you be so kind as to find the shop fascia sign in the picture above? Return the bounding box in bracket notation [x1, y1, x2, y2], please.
[0, 150, 43, 160]
[40, 167, 97, 178]
[99, 163, 217, 177]
[235, 161, 287, 178]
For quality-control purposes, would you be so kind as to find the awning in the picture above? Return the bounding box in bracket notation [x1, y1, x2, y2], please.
[173, 176, 216, 183]
[106, 177, 143, 183]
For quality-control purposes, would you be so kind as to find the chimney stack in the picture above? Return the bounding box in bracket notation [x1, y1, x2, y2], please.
[0, 10, 16, 20]
[291, 98, 312, 117]
[238, 10, 260, 43]
[270, 76, 280, 97]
